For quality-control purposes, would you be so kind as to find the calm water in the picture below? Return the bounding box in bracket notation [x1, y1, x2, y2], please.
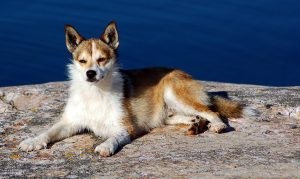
[0, 0, 299, 87]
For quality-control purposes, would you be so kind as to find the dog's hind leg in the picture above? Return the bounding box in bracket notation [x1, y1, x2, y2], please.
[163, 73, 227, 133]
[165, 114, 197, 125]
[166, 114, 208, 135]
[165, 87, 227, 133]
[18, 120, 80, 152]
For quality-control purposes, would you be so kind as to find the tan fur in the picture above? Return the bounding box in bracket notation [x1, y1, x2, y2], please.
[210, 97, 244, 118]
[72, 39, 116, 69]
[121, 67, 244, 137]
[121, 68, 174, 136]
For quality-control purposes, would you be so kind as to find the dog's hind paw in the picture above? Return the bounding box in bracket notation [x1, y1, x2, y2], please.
[208, 122, 227, 133]
[18, 136, 48, 152]
[186, 116, 208, 135]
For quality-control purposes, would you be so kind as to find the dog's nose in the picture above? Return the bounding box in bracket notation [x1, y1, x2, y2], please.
[86, 70, 96, 79]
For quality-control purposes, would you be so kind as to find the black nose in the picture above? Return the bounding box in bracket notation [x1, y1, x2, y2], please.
[86, 70, 96, 79]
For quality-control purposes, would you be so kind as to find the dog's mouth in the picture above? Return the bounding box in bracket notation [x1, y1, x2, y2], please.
[86, 73, 105, 83]
[86, 78, 99, 82]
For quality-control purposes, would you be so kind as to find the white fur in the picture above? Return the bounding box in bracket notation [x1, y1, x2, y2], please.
[65, 62, 131, 155]
[65, 63, 124, 137]
[242, 106, 260, 118]
[165, 115, 195, 125]
[92, 41, 103, 61]
[164, 87, 227, 132]
[19, 59, 131, 156]
[164, 87, 198, 115]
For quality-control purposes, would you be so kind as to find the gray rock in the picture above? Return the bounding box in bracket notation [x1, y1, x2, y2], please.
[0, 81, 299, 178]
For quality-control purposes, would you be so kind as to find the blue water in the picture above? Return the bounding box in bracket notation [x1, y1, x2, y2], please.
[0, 0, 299, 87]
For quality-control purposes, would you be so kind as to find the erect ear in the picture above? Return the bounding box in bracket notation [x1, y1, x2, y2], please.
[65, 25, 85, 53]
[101, 21, 119, 49]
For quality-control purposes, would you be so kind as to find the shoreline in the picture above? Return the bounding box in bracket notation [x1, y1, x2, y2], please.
[2, 80, 300, 89]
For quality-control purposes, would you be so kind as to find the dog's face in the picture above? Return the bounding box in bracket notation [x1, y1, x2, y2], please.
[65, 22, 119, 82]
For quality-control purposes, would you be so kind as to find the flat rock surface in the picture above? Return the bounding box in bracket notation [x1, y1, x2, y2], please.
[0, 81, 299, 178]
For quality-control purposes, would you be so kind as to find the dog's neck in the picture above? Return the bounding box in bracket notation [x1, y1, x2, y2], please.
[68, 63, 124, 95]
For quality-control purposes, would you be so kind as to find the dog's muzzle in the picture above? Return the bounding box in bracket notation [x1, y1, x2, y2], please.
[86, 70, 97, 82]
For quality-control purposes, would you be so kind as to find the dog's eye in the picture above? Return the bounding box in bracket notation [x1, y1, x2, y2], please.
[97, 58, 106, 63]
[79, 59, 87, 64]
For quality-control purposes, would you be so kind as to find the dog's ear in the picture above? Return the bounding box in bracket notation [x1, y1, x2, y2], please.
[65, 25, 85, 53]
[101, 21, 119, 49]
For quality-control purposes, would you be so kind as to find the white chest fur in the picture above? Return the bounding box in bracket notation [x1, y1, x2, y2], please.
[63, 66, 125, 138]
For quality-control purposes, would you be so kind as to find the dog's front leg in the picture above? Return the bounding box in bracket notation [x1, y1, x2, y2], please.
[94, 131, 131, 157]
[18, 120, 79, 152]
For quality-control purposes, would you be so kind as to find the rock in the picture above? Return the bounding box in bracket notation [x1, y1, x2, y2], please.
[0, 81, 299, 178]
[295, 107, 300, 120]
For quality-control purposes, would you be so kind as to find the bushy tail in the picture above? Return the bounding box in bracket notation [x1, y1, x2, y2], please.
[210, 96, 258, 119]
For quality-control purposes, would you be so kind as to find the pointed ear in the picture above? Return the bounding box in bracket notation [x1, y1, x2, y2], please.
[101, 21, 119, 49]
[65, 25, 84, 53]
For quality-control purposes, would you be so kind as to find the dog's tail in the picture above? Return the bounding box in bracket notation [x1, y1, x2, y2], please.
[210, 96, 258, 119]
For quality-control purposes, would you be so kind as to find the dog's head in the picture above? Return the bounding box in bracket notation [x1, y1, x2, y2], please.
[65, 21, 119, 82]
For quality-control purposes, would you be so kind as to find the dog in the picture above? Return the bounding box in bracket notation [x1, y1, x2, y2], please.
[18, 21, 255, 157]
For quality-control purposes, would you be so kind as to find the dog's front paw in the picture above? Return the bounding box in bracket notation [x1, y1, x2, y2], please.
[94, 143, 115, 157]
[208, 122, 227, 133]
[18, 136, 48, 152]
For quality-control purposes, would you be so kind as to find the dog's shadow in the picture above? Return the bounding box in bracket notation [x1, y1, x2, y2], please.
[207, 91, 229, 99]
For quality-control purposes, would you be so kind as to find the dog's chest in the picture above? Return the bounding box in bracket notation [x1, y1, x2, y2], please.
[64, 86, 124, 137]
